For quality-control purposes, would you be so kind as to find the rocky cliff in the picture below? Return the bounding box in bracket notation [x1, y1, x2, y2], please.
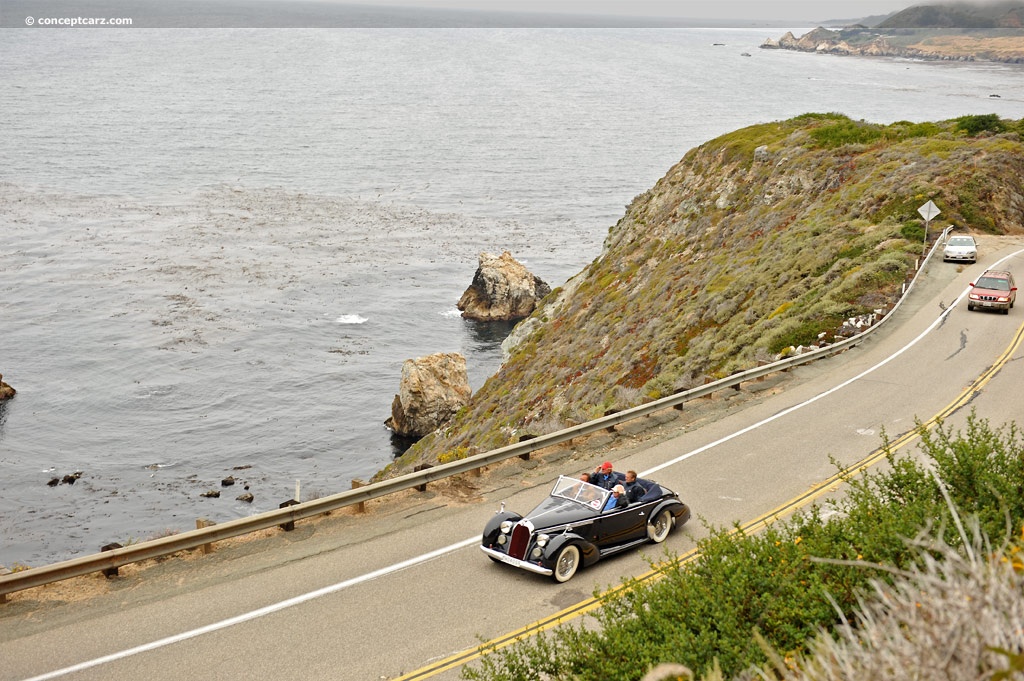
[377, 114, 1024, 479]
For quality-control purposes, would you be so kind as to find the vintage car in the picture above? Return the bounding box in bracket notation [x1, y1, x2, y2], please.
[481, 474, 691, 582]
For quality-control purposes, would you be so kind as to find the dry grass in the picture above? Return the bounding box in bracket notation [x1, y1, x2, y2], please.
[910, 35, 1024, 60]
[750, 521, 1024, 681]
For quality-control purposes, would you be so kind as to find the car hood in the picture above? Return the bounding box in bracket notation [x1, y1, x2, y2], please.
[523, 495, 599, 530]
[972, 286, 1010, 296]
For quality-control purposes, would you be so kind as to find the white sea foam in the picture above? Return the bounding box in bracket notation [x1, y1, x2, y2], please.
[336, 314, 368, 324]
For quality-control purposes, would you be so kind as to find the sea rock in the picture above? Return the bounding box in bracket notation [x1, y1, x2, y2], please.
[0, 373, 15, 401]
[236, 492, 254, 503]
[457, 251, 551, 321]
[200, 490, 221, 498]
[385, 352, 471, 439]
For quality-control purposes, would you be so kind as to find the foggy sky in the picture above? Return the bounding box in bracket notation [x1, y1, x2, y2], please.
[339, 0, 921, 23]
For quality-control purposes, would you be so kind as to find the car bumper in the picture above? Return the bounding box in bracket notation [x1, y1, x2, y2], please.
[971, 299, 1010, 310]
[480, 545, 553, 576]
[944, 253, 976, 261]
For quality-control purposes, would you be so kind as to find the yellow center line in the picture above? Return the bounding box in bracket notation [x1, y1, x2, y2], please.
[395, 318, 1024, 681]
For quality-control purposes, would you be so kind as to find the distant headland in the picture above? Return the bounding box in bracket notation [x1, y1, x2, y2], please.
[763, 2, 1024, 64]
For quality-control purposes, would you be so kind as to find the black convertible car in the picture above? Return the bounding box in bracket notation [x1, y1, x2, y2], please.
[481, 475, 691, 582]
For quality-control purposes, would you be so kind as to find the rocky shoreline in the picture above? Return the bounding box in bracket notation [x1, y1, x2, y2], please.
[761, 27, 1024, 64]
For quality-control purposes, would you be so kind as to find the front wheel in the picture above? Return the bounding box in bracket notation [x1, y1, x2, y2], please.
[647, 509, 673, 543]
[553, 544, 581, 583]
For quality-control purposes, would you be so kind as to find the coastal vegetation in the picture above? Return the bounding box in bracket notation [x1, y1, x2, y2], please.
[381, 113, 1024, 479]
[463, 414, 1024, 680]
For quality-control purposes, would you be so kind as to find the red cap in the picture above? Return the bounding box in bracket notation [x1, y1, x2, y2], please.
[600, 461, 613, 471]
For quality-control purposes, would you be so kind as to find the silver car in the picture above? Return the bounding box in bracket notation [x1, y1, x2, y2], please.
[943, 235, 978, 262]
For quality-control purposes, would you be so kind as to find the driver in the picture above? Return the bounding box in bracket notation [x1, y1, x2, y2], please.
[603, 484, 628, 511]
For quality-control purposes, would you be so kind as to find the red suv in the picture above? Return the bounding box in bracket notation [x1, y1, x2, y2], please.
[967, 270, 1017, 314]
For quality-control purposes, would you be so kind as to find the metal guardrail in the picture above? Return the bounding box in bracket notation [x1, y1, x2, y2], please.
[0, 229, 950, 600]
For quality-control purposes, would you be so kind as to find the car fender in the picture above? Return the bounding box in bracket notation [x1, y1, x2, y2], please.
[650, 499, 691, 528]
[482, 510, 522, 543]
[543, 532, 601, 568]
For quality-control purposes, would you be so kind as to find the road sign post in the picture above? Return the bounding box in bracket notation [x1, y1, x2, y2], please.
[918, 200, 941, 255]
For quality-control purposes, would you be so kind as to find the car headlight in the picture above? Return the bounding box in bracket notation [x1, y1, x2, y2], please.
[535, 533, 550, 548]
[499, 520, 513, 534]
[496, 534, 507, 545]
[969, 293, 980, 300]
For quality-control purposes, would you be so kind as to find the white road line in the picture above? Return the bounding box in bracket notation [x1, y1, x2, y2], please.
[21, 538, 478, 681]
[24, 249, 1023, 681]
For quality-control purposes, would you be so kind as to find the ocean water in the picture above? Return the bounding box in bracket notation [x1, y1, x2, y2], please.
[2, 24, 1022, 567]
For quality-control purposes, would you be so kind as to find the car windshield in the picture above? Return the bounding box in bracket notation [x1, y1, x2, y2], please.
[948, 237, 974, 246]
[976, 276, 1010, 291]
[551, 475, 610, 509]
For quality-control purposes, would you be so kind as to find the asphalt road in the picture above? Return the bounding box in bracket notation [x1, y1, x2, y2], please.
[3, 237, 1024, 681]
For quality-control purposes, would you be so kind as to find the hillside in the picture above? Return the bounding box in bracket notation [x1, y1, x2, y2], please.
[877, 1, 1024, 28]
[379, 114, 1024, 480]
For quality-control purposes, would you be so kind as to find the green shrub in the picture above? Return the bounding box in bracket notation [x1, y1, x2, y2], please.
[955, 113, 1005, 136]
[900, 219, 924, 241]
[810, 119, 885, 148]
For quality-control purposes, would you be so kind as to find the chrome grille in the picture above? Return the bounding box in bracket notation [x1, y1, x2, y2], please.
[509, 523, 531, 559]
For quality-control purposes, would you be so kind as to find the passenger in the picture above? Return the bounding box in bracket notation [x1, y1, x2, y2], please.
[592, 461, 624, 490]
[603, 484, 628, 511]
[624, 470, 661, 502]
[623, 470, 647, 503]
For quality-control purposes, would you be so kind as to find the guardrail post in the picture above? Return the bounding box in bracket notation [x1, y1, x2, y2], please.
[672, 386, 686, 410]
[101, 543, 122, 578]
[703, 377, 714, 398]
[414, 464, 433, 491]
[517, 434, 535, 460]
[195, 518, 216, 553]
[278, 499, 300, 531]
[351, 479, 366, 513]
[603, 409, 619, 432]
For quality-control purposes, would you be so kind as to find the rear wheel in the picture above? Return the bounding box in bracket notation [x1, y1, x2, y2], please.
[647, 509, 673, 543]
[553, 544, 580, 583]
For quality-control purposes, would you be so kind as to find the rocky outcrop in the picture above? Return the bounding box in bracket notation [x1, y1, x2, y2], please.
[0, 374, 15, 401]
[385, 352, 471, 439]
[457, 251, 551, 321]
